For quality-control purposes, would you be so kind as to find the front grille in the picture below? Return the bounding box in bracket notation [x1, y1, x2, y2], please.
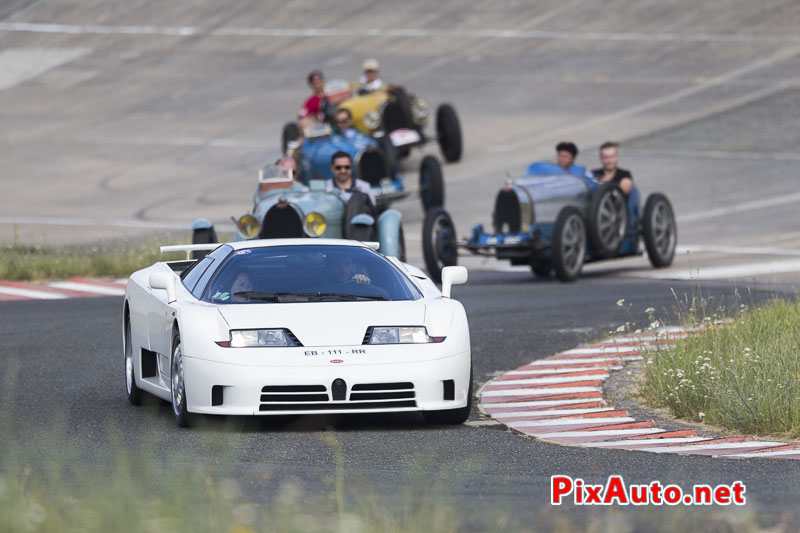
[350, 382, 415, 402]
[259, 204, 304, 239]
[257, 382, 418, 412]
[493, 189, 521, 233]
[259, 401, 417, 412]
[260, 385, 328, 403]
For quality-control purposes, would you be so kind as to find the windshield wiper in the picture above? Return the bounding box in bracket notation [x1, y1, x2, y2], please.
[311, 292, 388, 301]
[232, 291, 388, 302]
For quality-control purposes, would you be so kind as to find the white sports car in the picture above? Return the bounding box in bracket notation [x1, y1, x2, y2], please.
[123, 239, 471, 427]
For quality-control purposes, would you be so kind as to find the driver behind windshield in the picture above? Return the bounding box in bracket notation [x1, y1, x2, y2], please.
[334, 108, 376, 152]
[328, 253, 371, 284]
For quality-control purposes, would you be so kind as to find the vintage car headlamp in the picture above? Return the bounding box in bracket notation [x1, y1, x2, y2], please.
[304, 212, 327, 237]
[366, 326, 445, 344]
[236, 214, 260, 238]
[411, 97, 429, 123]
[363, 110, 381, 130]
[228, 329, 298, 348]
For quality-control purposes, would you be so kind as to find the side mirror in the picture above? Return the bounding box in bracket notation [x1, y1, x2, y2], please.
[149, 271, 176, 303]
[441, 266, 468, 298]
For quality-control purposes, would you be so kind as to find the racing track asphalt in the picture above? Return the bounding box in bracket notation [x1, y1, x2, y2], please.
[2, 274, 798, 525]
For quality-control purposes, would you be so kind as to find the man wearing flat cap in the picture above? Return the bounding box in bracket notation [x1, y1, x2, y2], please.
[358, 58, 384, 94]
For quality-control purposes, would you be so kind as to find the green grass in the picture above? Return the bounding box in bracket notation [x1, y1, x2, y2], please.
[641, 298, 800, 438]
[0, 242, 185, 281]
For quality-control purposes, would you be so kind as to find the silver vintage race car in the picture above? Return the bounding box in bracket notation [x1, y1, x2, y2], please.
[422, 163, 677, 282]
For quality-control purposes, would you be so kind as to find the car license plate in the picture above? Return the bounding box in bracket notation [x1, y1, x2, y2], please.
[304, 348, 367, 357]
[389, 129, 421, 147]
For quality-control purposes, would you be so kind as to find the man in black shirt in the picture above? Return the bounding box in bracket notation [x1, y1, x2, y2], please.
[592, 141, 633, 195]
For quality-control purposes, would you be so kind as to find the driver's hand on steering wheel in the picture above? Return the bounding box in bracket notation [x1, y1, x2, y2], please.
[352, 273, 371, 284]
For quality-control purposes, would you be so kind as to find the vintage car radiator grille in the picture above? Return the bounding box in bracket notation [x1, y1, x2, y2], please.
[258, 382, 417, 411]
[493, 189, 522, 233]
[259, 204, 304, 239]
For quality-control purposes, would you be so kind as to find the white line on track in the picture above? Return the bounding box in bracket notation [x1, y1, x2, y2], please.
[492, 407, 615, 418]
[679, 191, 800, 224]
[508, 417, 635, 428]
[481, 386, 602, 397]
[2, 22, 800, 43]
[506, 366, 621, 375]
[638, 259, 800, 280]
[535, 429, 663, 438]
[530, 357, 642, 365]
[645, 441, 787, 453]
[490, 375, 609, 386]
[0, 286, 65, 299]
[479, 399, 604, 409]
[725, 449, 800, 458]
[561, 346, 641, 355]
[582, 437, 709, 447]
[48, 282, 126, 296]
[0, 215, 236, 232]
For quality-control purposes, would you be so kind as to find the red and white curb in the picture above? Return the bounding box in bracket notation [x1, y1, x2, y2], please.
[478, 328, 800, 459]
[0, 278, 126, 301]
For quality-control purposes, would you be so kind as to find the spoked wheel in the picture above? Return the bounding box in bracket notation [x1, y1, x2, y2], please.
[124, 315, 142, 406]
[281, 121, 301, 155]
[436, 104, 462, 163]
[422, 207, 457, 284]
[423, 365, 472, 425]
[419, 155, 445, 210]
[588, 183, 627, 257]
[552, 207, 586, 282]
[171, 330, 190, 428]
[642, 193, 677, 268]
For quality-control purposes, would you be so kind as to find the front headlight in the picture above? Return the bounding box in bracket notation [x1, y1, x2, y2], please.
[363, 110, 381, 130]
[411, 97, 429, 123]
[236, 214, 260, 238]
[366, 326, 445, 344]
[228, 329, 299, 348]
[304, 212, 327, 237]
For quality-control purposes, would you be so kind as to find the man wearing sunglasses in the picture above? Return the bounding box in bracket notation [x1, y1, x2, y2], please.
[326, 151, 376, 207]
[335, 108, 376, 152]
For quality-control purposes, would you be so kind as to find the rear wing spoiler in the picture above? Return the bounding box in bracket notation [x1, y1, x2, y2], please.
[160, 243, 219, 260]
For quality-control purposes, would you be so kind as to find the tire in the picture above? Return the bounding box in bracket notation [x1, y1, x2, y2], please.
[436, 104, 462, 163]
[281, 121, 301, 155]
[422, 207, 458, 284]
[552, 207, 586, 282]
[419, 155, 445, 210]
[171, 330, 190, 428]
[642, 193, 677, 268]
[588, 183, 628, 257]
[191, 227, 217, 260]
[423, 366, 472, 425]
[124, 313, 142, 406]
[531, 260, 551, 278]
[398, 224, 407, 263]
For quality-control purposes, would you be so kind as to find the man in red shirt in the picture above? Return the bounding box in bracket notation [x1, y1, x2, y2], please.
[298, 70, 326, 126]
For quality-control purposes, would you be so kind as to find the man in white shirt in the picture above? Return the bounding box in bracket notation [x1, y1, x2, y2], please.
[358, 58, 383, 94]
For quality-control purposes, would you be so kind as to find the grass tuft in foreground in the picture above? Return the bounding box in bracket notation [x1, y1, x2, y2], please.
[0, 241, 185, 281]
[641, 297, 800, 438]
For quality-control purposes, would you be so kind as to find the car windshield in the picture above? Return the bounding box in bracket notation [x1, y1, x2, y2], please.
[203, 245, 421, 304]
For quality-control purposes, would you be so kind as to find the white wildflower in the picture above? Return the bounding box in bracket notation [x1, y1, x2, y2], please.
[616, 299, 625, 307]
[698, 412, 705, 419]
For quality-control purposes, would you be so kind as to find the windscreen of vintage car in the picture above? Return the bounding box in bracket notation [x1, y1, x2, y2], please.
[203, 245, 421, 303]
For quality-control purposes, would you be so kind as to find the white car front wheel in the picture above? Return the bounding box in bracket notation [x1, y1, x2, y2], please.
[171, 331, 190, 427]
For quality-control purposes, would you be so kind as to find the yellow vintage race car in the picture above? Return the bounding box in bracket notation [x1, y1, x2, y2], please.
[282, 81, 462, 164]
[338, 85, 462, 163]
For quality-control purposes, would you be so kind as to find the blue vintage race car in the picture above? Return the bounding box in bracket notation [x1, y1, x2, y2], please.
[422, 162, 677, 282]
[192, 162, 405, 260]
[285, 124, 445, 212]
